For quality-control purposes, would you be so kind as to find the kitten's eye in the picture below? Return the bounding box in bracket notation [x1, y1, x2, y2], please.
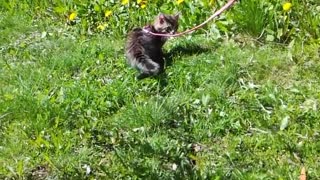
[167, 27, 176, 34]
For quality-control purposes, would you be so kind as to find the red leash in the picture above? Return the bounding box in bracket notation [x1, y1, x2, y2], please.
[143, 0, 238, 37]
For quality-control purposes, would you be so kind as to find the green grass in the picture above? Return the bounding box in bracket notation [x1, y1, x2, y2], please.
[1, 13, 320, 179]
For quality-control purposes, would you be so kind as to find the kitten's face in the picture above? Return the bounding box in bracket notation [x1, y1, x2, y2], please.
[154, 13, 179, 34]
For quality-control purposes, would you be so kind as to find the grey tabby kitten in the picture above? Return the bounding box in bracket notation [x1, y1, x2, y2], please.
[125, 13, 179, 79]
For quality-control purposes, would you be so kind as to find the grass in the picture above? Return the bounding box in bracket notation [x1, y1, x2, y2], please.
[1, 12, 320, 179]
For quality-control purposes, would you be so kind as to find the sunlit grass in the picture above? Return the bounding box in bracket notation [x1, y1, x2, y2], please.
[1, 11, 320, 179]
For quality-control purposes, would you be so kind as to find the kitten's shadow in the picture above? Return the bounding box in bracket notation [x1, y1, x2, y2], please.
[154, 42, 211, 89]
[164, 42, 211, 67]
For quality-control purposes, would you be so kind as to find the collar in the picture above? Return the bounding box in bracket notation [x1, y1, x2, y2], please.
[142, 25, 153, 34]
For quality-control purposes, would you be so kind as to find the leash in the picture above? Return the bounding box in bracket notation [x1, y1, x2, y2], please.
[143, 0, 238, 37]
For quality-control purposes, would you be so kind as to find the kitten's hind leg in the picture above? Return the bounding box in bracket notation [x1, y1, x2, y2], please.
[136, 72, 150, 80]
[135, 55, 161, 79]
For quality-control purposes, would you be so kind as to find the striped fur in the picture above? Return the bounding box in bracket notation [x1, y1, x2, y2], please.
[125, 13, 179, 79]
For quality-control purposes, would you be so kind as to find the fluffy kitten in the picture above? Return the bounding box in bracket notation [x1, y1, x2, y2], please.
[125, 13, 179, 79]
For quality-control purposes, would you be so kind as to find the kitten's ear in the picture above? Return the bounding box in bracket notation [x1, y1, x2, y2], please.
[159, 14, 165, 24]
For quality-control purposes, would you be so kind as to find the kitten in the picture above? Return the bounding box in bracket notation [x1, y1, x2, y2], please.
[125, 13, 179, 79]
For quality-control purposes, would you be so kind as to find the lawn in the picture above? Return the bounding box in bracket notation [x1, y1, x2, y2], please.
[1, 12, 320, 179]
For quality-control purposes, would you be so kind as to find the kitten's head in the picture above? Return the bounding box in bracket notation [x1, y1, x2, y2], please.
[153, 13, 179, 34]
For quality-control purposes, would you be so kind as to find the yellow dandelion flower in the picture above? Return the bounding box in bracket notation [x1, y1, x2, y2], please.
[69, 12, 77, 21]
[141, 4, 146, 9]
[209, 0, 215, 6]
[282, 2, 292, 12]
[121, 0, 129, 5]
[97, 24, 107, 31]
[105, 10, 112, 17]
[176, 0, 184, 5]
[137, 0, 142, 4]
